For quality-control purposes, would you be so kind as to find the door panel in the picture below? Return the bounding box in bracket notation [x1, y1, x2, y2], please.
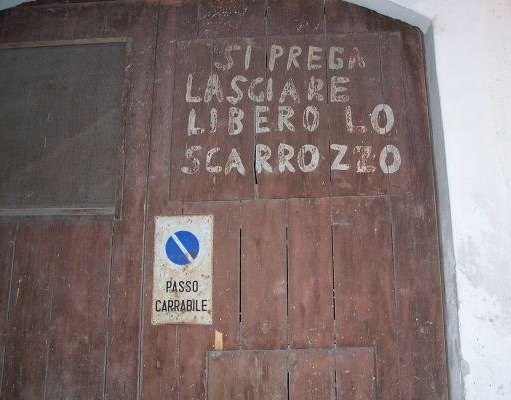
[207, 348, 377, 400]
[0, 1, 448, 399]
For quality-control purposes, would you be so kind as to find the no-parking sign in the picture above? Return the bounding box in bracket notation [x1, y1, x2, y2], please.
[152, 215, 213, 325]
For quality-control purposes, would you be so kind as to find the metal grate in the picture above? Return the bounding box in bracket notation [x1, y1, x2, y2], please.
[0, 42, 126, 213]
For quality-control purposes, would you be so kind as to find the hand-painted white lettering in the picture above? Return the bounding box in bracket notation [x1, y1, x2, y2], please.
[203, 73, 224, 103]
[186, 73, 201, 103]
[248, 77, 265, 103]
[227, 75, 247, 105]
[330, 76, 350, 103]
[278, 106, 295, 132]
[210, 107, 217, 133]
[379, 144, 401, 174]
[267, 77, 274, 102]
[303, 106, 319, 133]
[178, 42, 405, 181]
[187, 109, 204, 136]
[224, 148, 246, 175]
[181, 145, 202, 174]
[371, 104, 395, 135]
[179, 144, 402, 176]
[287, 46, 302, 70]
[354, 145, 376, 173]
[297, 144, 320, 172]
[329, 47, 344, 69]
[279, 78, 300, 104]
[206, 147, 222, 173]
[255, 105, 270, 134]
[307, 46, 323, 70]
[244, 45, 252, 70]
[255, 144, 273, 173]
[345, 105, 367, 134]
[348, 47, 366, 69]
[307, 77, 324, 102]
[228, 107, 244, 135]
[278, 143, 296, 173]
[269, 44, 284, 72]
[330, 144, 350, 170]
[214, 43, 241, 71]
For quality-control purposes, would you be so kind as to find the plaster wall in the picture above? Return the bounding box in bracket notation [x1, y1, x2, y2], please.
[347, 0, 511, 399]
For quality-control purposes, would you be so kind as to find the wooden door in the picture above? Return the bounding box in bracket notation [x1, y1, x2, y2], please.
[0, 1, 448, 399]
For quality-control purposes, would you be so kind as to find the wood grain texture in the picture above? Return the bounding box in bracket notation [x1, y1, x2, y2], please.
[140, 202, 182, 400]
[45, 221, 112, 399]
[139, 3, 195, 397]
[288, 349, 336, 400]
[198, 0, 266, 38]
[169, 37, 266, 200]
[332, 197, 400, 400]
[257, 35, 330, 198]
[379, 31, 411, 194]
[327, 33, 387, 196]
[169, 39, 215, 201]
[209, 37, 266, 199]
[325, 0, 376, 34]
[240, 199, 287, 349]
[105, 4, 158, 399]
[336, 347, 377, 400]
[0, 223, 16, 392]
[288, 198, 333, 348]
[207, 348, 376, 399]
[0, 12, 5, 42]
[208, 350, 288, 399]
[175, 201, 241, 400]
[267, 0, 324, 36]
[1, 223, 56, 399]
[0, 2, 448, 400]
[391, 25, 448, 399]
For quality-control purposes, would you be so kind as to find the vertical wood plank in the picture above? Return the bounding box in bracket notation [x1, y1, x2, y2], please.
[207, 37, 266, 199]
[240, 199, 287, 349]
[140, 202, 182, 400]
[176, 201, 241, 400]
[336, 347, 376, 400]
[169, 39, 215, 201]
[288, 198, 333, 348]
[325, 0, 376, 34]
[288, 349, 336, 400]
[0, 223, 17, 394]
[45, 221, 112, 399]
[379, 32, 411, 194]
[3, 4, 107, 43]
[267, 0, 324, 36]
[327, 33, 388, 196]
[257, 35, 330, 199]
[332, 197, 400, 400]
[391, 25, 448, 399]
[1, 223, 55, 399]
[58, 2, 107, 39]
[140, 3, 197, 398]
[103, 2, 133, 38]
[0, 12, 5, 43]
[208, 350, 287, 399]
[3, 7, 57, 42]
[106, 4, 158, 399]
[198, 0, 266, 38]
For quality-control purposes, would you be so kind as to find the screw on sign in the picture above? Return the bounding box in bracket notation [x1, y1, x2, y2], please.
[165, 230, 200, 266]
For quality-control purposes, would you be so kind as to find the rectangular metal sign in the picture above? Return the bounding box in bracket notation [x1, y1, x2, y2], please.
[152, 215, 213, 325]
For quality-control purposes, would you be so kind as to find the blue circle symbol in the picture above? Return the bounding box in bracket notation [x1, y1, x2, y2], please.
[165, 231, 200, 266]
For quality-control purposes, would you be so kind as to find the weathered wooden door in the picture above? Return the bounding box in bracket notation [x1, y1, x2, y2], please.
[0, 1, 448, 399]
